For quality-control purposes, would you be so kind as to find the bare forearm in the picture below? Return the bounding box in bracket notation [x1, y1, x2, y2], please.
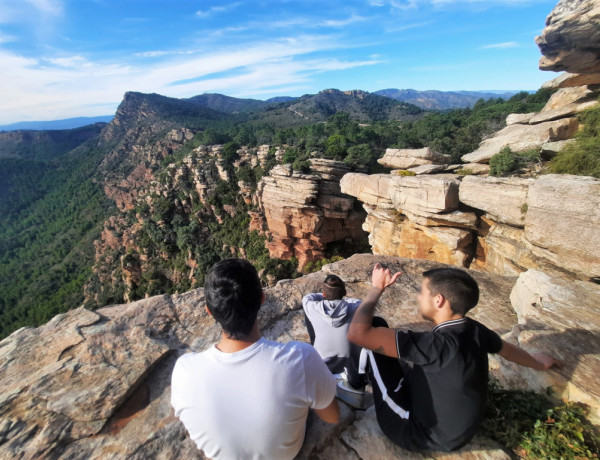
[348, 287, 383, 340]
[499, 341, 544, 370]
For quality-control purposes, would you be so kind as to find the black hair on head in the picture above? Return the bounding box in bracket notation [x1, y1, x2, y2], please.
[204, 258, 263, 339]
[322, 274, 346, 300]
[422, 267, 479, 315]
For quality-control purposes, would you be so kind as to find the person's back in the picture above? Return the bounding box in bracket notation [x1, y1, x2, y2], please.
[171, 258, 339, 460]
[397, 317, 502, 450]
[302, 275, 361, 373]
[172, 337, 335, 459]
[341, 264, 562, 453]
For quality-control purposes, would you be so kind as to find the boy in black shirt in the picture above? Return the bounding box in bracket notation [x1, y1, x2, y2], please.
[338, 264, 562, 452]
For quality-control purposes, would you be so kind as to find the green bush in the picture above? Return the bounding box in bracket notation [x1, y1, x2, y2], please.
[489, 147, 540, 176]
[482, 381, 600, 459]
[304, 256, 344, 273]
[549, 105, 600, 178]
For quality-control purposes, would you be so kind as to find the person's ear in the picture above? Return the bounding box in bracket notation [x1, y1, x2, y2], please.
[205, 305, 212, 316]
[322, 290, 327, 299]
[434, 294, 445, 309]
[261, 291, 266, 305]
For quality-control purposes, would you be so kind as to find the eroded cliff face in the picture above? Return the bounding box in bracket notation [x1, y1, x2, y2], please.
[88, 141, 370, 304]
[342, 170, 600, 281]
[253, 159, 368, 271]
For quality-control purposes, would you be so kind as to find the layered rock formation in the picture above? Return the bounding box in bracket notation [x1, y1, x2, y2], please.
[254, 159, 368, 271]
[535, 0, 600, 74]
[458, 0, 600, 165]
[342, 172, 600, 281]
[340, 173, 476, 267]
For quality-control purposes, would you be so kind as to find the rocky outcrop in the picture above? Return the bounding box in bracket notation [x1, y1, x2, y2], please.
[377, 147, 451, 170]
[535, 0, 600, 74]
[342, 171, 600, 282]
[255, 160, 368, 271]
[2, 254, 597, 458]
[460, 117, 579, 164]
[523, 174, 600, 280]
[501, 269, 600, 423]
[458, 0, 600, 166]
[340, 173, 476, 267]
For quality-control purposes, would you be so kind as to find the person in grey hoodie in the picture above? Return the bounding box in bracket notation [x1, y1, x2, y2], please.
[302, 275, 362, 374]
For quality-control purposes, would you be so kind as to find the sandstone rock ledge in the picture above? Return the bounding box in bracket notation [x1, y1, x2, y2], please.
[2, 254, 598, 459]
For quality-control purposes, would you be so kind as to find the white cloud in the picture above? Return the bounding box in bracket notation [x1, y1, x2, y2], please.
[196, 2, 241, 18]
[0, 34, 382, 123]
[320, 15, 367, 27]
[25, 0, 63, 16]
[385, 20, 434, 33]
[0, 30, 16, 43]
[480, 41, 520, 49]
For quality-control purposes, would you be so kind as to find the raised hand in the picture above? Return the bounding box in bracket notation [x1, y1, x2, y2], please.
[372, 263, 402, 291]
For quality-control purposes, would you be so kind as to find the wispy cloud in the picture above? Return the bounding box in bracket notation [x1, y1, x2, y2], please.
[320, 14, 367, 27]
[480, 41, 520, 49]
[195, 2, 241, 18]
[0, 34, 382, 122]
[385, 20, 434, 33]
[25, 0, 64, 16]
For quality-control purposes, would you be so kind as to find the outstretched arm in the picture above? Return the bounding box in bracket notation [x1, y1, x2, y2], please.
[347, 263, 402, 358]
[498, 340, 563, 370]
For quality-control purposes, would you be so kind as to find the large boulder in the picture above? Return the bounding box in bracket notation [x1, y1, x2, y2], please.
[504, 269, 600, 423]
[528, 85, 599, 124]
[460, 117, 578, 164]
[524, 174, 600, 280]
[378, 147, 452, 169]
[459, 176, 531, 227]
[340, 173, 460, 216]
[535, 0, 600, 74]
[542, 71, 600, 89]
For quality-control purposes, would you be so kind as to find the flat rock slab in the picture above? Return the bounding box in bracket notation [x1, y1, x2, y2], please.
[461, 117, 578, 164]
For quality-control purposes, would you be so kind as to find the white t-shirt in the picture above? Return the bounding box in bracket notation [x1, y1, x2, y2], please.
[171, 337, 337, 460]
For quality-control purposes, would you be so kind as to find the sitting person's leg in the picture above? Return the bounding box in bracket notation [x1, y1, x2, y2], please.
[338, 317, 389, 409]
[345, 316, 389, 388]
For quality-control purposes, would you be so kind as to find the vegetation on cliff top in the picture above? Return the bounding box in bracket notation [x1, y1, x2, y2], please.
[483, 381, 600, 459]
[549, 104, 600, 178]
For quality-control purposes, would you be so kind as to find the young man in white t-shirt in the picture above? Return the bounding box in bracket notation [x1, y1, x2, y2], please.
[171, 258, 339, 460]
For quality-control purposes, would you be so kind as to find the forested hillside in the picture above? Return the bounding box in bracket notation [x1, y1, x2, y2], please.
[0, 87, 553, 338]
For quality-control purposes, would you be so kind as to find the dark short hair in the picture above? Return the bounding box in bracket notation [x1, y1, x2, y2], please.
[204, 258, 263, 339]
[422, 267, 479, 315]
[322, 274, 346, 300]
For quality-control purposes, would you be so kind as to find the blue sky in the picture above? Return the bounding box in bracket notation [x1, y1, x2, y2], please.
[0, 0, 560, 123]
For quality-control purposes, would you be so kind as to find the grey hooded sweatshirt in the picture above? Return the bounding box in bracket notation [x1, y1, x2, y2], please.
[302, 293, 362, 373]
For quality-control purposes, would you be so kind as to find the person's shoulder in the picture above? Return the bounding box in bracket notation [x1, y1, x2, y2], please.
[173, 349, 210, 371]
[273, 340, 321, 361]
[343, 297, 362, 307]
[465, 317, 496, 334]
